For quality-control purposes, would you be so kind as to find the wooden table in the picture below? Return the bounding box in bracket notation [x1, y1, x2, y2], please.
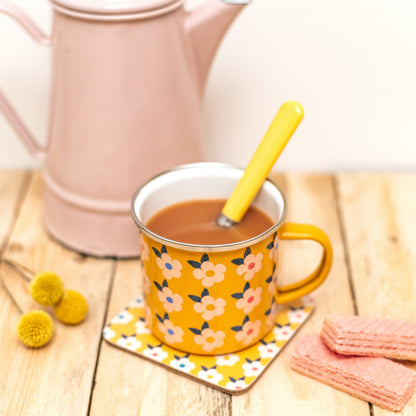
[0, 171, 415, 416]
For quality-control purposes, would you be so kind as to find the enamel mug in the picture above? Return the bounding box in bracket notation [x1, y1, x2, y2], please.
[131, 163, 333, 355]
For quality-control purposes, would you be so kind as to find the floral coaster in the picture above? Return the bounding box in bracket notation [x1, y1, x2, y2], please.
[103, 295, 314, 394]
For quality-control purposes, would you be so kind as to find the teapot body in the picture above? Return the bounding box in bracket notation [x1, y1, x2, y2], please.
[0, 0, 247, 257]
[44, 6, 204, 256]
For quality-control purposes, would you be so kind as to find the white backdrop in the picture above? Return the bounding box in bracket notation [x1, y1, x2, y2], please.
[1, 0, 415, 170]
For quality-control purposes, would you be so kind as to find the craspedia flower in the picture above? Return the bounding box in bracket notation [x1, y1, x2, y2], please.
[30, 272, 64, 306]
[54, 289, 88, 325]
[17, 310, 54, 348]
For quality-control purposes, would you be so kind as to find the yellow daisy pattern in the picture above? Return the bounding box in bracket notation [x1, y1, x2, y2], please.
[103, 295, 314, 394]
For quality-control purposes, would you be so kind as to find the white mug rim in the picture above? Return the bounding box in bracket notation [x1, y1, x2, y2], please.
[130, 162, 288, 252]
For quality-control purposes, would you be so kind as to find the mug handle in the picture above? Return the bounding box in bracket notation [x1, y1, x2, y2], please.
[275, 222, 333, 304]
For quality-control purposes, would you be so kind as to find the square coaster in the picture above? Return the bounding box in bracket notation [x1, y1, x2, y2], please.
[103, 295, 314, 394]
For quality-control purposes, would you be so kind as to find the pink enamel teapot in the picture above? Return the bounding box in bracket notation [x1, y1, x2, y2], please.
[0, 0, 249, 257]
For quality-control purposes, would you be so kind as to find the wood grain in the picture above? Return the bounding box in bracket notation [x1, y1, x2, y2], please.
[337, 173, 416, 416]
[232, 173, 370, 416]
[0, 172, 115, 416]
[0, 170, 31, 414]
[0, 170, 28, 249]
[1, 171, 415, 415]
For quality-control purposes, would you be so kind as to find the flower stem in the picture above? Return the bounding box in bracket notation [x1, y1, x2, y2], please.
[0, 258, 32, 282]
[0, 273, 24, 314]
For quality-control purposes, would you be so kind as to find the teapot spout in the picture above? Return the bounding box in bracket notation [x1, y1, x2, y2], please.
[186, 0, 249, 96]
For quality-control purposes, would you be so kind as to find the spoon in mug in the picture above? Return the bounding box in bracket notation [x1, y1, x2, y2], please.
[216, 101, 304, 228]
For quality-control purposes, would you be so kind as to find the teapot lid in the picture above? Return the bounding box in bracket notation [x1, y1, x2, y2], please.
[51, 0, 181, 15]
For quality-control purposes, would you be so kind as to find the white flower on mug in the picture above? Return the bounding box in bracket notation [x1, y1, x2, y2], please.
[117, 334, 142, 351]
[190, 322, 226, 353]
[258, 340, 280, 358]
[189, 288, 226, 321]
[154, 280, 183, 313]
[140, 234, 150, 261]
[153, 245, 182, 279]
[225, 377, 247, 391]
[112, 309, 134, 325]
[232, 248, 263, 281]
[242, 358, 264, 377]
[231, 282, 262, 314]
[215, 354, 240, 367]
[197, 366, 223, 384]
[188, 253, 226, 287]
[156, 313, 184, 344]
[143, 344, 168, 362]
[231, 316, 262, 346]
[273, 323, 294, 341]
[170, 355, 195, 373]
[287, 306, 308, 324]
[195, 296, 226, 320]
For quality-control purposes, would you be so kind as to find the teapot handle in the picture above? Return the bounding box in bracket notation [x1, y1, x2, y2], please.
[0, 0, 50, 160]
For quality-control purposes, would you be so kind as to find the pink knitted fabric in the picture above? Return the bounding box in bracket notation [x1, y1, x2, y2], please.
[291, 334, 416, 412]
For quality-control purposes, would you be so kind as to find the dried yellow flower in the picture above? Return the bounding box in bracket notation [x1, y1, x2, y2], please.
[17, 310, 54, 348]
[30, 272, 64, 306]
[54, 289, 88, 325]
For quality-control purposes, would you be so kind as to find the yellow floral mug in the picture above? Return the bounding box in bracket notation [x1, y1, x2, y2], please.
[131, 163, 332, 355]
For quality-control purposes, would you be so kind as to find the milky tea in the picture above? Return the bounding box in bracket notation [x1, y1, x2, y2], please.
[145, 199, 275, 245]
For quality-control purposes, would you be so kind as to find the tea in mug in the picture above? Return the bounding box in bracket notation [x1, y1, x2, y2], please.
[145, 199, 275, 245]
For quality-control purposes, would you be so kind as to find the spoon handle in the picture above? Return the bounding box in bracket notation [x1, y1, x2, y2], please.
[221, 101, 303, 224]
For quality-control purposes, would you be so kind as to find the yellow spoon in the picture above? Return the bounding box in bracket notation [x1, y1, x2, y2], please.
[216, 101, 304, 227]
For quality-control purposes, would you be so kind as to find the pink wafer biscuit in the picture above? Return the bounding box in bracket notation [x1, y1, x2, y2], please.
[321, 315, 416, 360]
[291, 334, 416, 411]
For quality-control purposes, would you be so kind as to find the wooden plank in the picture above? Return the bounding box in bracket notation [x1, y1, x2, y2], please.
[0, 169, 31, 415]
[0, 172, 115, 416]
[0, 170, 28, 248]
[232, 173, 370, 415]
[336, 173, 416, 416]
[90, 259, 232, 416]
